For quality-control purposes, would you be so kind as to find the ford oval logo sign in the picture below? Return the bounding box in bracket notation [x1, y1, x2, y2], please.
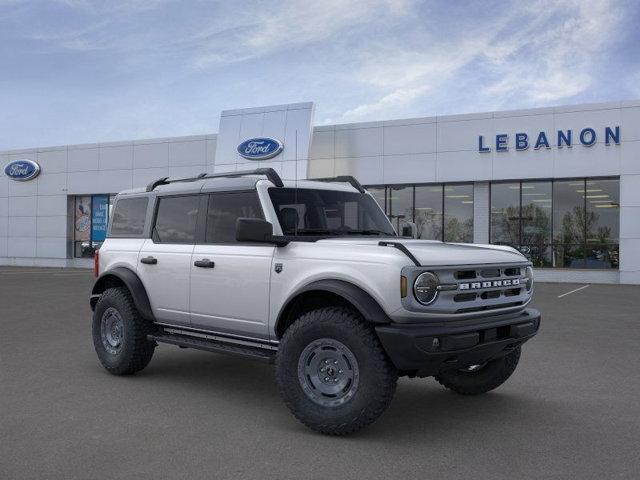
[4, 159, 41, 181]
[237, 137, 283, 160]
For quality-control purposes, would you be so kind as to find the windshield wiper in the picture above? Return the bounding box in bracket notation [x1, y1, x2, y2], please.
[339, 229, 392, 236]
[287, 228, 393, 237]
[288, 229, 335, 236]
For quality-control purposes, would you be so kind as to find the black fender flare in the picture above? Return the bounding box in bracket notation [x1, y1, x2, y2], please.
[90, 267, 155, 321]
[277, 279, 391, 333]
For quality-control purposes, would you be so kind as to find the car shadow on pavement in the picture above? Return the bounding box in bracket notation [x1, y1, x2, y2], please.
[116, 347, 554, 440]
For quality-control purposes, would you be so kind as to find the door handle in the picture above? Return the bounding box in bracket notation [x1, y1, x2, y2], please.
[140, 256, 158, 265]
[194, 259, 215, 268]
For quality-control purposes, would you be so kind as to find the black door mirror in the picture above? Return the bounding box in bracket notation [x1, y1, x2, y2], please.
[236, 218, 275, 243]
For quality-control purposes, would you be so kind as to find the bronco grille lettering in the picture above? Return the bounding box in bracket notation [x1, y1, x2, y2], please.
[459, 278, 520, 290]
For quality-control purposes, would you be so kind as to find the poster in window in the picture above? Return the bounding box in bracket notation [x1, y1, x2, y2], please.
[91, 195, 109, 242]
[75, 196, 91, 241]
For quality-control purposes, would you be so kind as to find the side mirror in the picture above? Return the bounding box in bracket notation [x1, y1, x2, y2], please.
[236, 218, 275, 243]
[401, 222, 417, 239]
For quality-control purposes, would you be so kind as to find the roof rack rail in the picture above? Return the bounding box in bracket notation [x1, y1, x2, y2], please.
[145, 167, 284, 192]
[313, 175, 366, 193]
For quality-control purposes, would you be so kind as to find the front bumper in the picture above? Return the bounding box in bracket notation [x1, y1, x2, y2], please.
[375, 308, 541, 377]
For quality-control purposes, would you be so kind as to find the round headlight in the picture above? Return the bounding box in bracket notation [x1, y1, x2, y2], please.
[524, 266, 534, 292]
[414, 271, 439, 305]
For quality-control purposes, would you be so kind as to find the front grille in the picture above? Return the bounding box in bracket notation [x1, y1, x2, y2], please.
[455, 301, 524, 314]
[403, 262, 531, 316]
[449, 264, 529, 313]
[455, 270, 476, 280]
[479, 268, 500, 278]
[454, 293, 477, 302]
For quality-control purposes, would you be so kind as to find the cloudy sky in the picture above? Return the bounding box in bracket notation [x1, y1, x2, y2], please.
[1, 0, 638, 150]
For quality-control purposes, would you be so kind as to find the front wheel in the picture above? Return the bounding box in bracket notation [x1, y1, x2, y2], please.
[92, 287, 156, 375]
[275, 307, 398, 435]
[435, 347, 521, 395]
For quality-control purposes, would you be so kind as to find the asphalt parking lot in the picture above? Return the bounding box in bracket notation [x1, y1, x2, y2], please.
[1, 268, 639, 480]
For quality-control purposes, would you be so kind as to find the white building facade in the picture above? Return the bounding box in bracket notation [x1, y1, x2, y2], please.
[1, 100, 639, 284]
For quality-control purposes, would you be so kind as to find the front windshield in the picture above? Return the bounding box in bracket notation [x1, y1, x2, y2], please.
[268, 188, 396, 237]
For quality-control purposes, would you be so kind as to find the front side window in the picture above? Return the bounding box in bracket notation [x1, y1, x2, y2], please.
[153, 195, 199, 244]
[205, 191, 264, 243]
[269, 188, 395, 237]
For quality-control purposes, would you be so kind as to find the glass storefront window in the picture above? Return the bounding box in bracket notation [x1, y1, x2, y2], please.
[367, 187, 387, 214]
[414, 185, 442, 240]
[489, 178, 619, 269]
[585, 178, 619, 269]
[444, 184, 473, 243]
[74, 194, 116, 258]
[365, 183, 474, 242]
[521, 181, 552, 267]
[490, 182, 520, 247]
[553, 180, 587, 268]
[388, 186, 413, 233]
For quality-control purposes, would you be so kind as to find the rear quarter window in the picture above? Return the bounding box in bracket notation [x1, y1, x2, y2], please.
[109, 197, 149, 237]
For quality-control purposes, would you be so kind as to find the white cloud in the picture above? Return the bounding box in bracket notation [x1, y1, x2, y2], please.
[339, 85, 429, 121]
[334, 0, 625, 122]
[0, 0, 634, 149]
[482, 0, 621, 104]
[191, 0, 414, 69]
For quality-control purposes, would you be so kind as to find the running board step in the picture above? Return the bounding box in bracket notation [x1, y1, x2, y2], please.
[148, 333, 276, 363]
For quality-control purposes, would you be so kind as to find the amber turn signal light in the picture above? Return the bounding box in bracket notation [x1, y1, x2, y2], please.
[400, 276, 407, 298]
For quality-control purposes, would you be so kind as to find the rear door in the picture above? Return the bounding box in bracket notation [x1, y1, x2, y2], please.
[137, 194, 202, 326]
[189, 191, 274, 339]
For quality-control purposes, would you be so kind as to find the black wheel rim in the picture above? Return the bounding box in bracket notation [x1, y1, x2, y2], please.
[101, 307, 124, 355]
[297, 338, 359, 407]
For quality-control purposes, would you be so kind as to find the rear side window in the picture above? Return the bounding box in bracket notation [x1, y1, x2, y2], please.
[153, 195, 200, 244]
[109, 197, 148, 237]
[205, 192, 263, 243]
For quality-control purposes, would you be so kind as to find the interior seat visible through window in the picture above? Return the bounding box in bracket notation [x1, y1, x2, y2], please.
[205, 191, 264, 243]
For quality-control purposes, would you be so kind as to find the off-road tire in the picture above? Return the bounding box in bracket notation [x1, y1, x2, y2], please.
[276, 307, 398, 435]
[92, 287, 156, 375]
[435, 347, 521, 395]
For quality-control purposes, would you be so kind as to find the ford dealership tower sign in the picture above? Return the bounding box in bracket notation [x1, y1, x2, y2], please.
[237, 137, 283, 160]
[4, 159, 41, 181]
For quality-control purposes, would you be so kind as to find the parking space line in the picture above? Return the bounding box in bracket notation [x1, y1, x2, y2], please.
[557, 284, 590, 298]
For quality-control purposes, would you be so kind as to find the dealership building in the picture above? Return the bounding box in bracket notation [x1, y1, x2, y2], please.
[1, 100, 639, 284]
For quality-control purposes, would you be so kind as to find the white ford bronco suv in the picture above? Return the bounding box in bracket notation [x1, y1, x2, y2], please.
[90, 168, 540, 435]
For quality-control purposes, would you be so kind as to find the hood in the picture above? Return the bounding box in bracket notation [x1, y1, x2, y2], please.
[316, 238, 527, 266]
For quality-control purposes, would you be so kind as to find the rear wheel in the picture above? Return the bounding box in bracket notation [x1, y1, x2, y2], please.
[92, 287, 156, 375]
[435, 347, 521, 395]
[276, 307, 397, 435]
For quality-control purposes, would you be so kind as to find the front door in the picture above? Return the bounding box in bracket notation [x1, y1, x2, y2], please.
[137, 194, 201, 325]
[189, 191, 274, 340]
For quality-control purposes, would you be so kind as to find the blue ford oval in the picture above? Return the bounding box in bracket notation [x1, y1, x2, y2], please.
[237, 138, 283, 160]
[4, 159, 41, 181]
